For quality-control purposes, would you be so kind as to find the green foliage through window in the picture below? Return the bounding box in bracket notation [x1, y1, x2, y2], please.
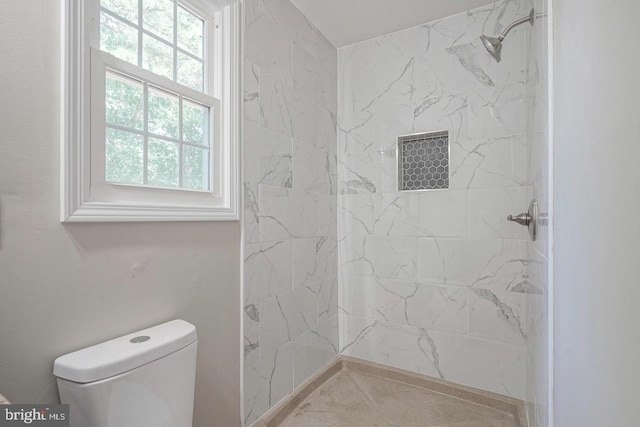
[104, 72, 210, 190]
[100, 0, 211, 192]
[100, 0, 205, 90]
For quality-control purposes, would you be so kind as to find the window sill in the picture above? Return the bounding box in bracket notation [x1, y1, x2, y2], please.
[63, 201, 239, 222]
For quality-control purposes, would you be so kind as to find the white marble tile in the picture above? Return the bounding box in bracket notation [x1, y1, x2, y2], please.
[340, 26, 430, 73]
[341, 316, 420, 372]
[317, 33, 337, 75]
[372, 191, 468, 238]
[338, 194, 375, 237]
[338, 232, 368, 280]
[411, 55, 476, 99]
[292, 141, 332, 193]
[244, 61, 260, 124]
[260, 72, 293, 137]
[293, 236, 338, 288]
[244, 240, 292, 305]
[316, 107, 337, 151]
[467, 186, 530, 240]
[292, 43, 321, 101]
[259, 288, 316, 356]
[418, 238, 527, 290]
[261, 0, 298, 40]
[339, 275, 376, 319]
[244, 121, 292, 187]
[410, 93, 469, 144]
[291, 285, 320, 331]
[363, 236, 419, 280]
[244, 0, 291, 82]
[293, 315, 338, 388]
[316, 194, 338, 235]
[244, 0, 338, 423]
[417, 329, 526, 399]
[258, 295, 290, 356]
[352, 83, 468, 149]
[243, 342, 293, 426]
[328, 150, 338, 193]
[526, 242, 548, 295]
[332, 0, 543, 410]
[337, 151, 380, 195]
[444, 43, 497, 89]
[259, 185, 317, 240]
[259, 75, 319, 146]
[375, 280, 469, 334]
[468, 82, 526, 140]
[528, 130, 547, 186]
[244, 182, 260, 244]
[336, 115, 382, 196]
[451, 134, 528, 189]
[244, 303, 260, 359]
[320, 67, 338, 114]
[288, 86, 319, 144]
[442, 36, 526, 90]
[336, 110, 383, 194]
[291, 10, 320, 58]
[316, 274, 338, 322]
[470, 288, 527, 345]
[351, 57, 416, 114]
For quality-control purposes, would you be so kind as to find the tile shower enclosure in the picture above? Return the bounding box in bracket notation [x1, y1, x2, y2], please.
[243, 0, 548, 425]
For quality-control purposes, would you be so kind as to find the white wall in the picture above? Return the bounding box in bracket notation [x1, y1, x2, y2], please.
[0, 2, 242, 426]
[554, 0, 640, 425]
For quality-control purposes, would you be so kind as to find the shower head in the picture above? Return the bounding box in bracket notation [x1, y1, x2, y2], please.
[481, 8, 535, 63]
[480, 35, 504, 63]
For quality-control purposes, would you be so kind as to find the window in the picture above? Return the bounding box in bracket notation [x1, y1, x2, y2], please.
[61, 0, 240, 221]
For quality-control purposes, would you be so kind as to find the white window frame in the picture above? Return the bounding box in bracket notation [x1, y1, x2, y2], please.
[61, 0, 240, 222]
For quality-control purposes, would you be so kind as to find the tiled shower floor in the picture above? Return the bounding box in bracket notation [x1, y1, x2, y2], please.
[277, 369, 517, 427]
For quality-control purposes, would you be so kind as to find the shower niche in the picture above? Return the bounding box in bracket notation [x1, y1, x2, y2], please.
[397, 131, 450, 191]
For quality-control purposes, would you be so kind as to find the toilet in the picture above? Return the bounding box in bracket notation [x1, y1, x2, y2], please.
[53, 320, 197, 427]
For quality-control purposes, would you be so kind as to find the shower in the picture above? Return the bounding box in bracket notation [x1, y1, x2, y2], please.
[481, 8, 535, 62]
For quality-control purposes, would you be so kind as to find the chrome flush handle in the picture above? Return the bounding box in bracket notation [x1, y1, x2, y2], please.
[507, 199, 539, 241]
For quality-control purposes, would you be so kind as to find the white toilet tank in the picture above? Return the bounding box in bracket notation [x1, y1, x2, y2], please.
[54, 320, 197, 427]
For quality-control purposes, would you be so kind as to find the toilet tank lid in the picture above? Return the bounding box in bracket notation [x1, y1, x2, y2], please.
[53, 320, 197, 383]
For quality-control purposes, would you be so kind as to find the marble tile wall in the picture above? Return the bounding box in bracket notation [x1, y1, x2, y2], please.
[337, 0, 533, 401]
[242, 0, 338, 424]
[524, 0, 549, 425]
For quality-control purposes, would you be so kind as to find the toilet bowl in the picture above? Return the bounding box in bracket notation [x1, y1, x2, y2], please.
[54, 320, 197, 427]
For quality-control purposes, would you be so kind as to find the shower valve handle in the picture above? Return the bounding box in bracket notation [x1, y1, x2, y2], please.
[506, 199, 539, 241]
[507, 212, 531, 226]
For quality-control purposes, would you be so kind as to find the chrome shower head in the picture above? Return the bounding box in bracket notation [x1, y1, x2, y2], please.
[480, 35, 504, 63]
[481, 8, 535, 63]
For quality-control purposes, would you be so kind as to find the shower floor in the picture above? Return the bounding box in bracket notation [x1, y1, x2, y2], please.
[279, 370, 515, 427]
[254, 357, 524, 427]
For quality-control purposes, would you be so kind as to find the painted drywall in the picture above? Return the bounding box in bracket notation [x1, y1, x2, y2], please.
[554, 0, 640, 425]
[337, 0, 531, 399]
[0, 2, 242, 426]
[242, 0, 338, 423]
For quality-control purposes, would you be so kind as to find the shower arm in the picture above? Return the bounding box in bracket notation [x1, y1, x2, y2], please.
[496, 9, 548, 41]
[497, 9, 536, 41]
